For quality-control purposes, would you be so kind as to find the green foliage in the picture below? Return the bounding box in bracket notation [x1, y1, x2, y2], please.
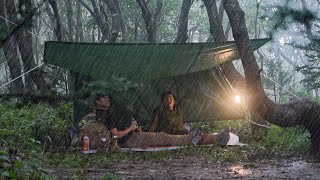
[270, 1, 317, 31]
[192, 119, 310, 153]
[296, 39, 320, 92]
[47, 152, 144, 168]
[187, 0, 210, 42]
[0, 100, 312, 179]
[263, 125, 310, 151]
[263, 54, 293, 103]
[0, 100, 73, 152]
[0, 149, 48, 179]
[157, 0, 183, 42]
[101, 172, 121, 180]
[36, 120, 310, 179]
[266, 0, 320, 95]
[0, 100, 73, 179]
[78, 79, 139, 98]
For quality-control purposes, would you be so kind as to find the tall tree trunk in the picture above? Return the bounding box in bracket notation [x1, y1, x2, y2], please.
[64, 0, 77, 98]
[48, 0, 63, 41]
[136, 0, 163, 43]
[279, 49, 296, 66]
[204, 0, 267, 130]
[203, 0, 225, 42]
[89, 0, 108, 41]
[0, 0, 24, 93]
[6, 0, 51, 92]
[188, 24, 198, 42]
[75, 0, 84, 42]
[224, 0, 320, 160]
[254, 0, 264, 85]
[2, 39, 25, 93]
[78, 0, 109, 42]
[254, 0, 263, 39]
[224, 22, 231, 39]
[174, 0, 193, 43]
[5, 0, 33, 90]
[48, 0, 71, 97]
[114, 0, 128, 42]
[64, 0, 75, 42]
[2, 45, 25, 93]
[101, 0, 120, 43]
[34, 14, 42, 64]
[92, 25, 95, 42]
[218, 0, 224, 22]
[98, 1, 110, 38]
[44, 0, 56, 38]
[134, 17, 140, 42]
[50, 0, 88, 123]
[203, 0, 245, 89]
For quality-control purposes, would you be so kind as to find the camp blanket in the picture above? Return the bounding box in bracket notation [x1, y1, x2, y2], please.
[120, 132, 247, 152]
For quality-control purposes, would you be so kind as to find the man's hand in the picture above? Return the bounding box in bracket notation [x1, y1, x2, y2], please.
[129, 121, 138, 131]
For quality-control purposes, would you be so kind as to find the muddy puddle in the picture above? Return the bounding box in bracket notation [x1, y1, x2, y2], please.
[51, 155, 320, 179]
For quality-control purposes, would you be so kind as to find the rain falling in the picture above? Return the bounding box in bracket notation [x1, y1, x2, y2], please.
[1, 0, 320, 179]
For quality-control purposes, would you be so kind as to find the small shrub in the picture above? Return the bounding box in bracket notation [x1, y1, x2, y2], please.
[0, 101, 73, 153]
[0, 149, 48, 179]
[263, 125, 310, 151]
[101, 172, 121, 180]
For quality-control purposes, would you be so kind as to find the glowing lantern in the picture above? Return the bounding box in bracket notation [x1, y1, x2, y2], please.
[235, 95, 241, 103]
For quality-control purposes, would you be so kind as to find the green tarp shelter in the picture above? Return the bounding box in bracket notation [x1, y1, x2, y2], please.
[44, 38, 270, 123]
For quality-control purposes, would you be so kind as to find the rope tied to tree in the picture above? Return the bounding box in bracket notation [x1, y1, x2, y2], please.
[0, 12, 45, 90]
[0, 63, 44, 90]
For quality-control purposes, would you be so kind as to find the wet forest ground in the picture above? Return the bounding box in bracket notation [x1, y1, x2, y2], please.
[49, 146, 320, 179]
[2, 103, 318, 179]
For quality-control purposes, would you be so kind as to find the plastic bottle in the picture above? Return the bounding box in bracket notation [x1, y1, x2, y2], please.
[83, 135, 90, 152]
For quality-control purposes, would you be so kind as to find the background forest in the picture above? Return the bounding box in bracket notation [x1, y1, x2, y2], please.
[1, 0, 320, 179]
[1, 0, 320, 102]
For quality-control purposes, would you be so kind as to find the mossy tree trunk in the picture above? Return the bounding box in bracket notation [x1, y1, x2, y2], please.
[224, 0, 320, 159]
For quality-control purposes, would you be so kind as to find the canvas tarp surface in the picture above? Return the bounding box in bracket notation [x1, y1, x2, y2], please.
[44, 39, 270, 83]
[44, 39, 269, 122]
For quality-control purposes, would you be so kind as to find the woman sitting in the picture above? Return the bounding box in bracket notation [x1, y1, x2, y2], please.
[148, 91, 232, 145]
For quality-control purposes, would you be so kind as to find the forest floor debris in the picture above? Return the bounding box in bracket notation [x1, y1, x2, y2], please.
[50, 153, 320, 179]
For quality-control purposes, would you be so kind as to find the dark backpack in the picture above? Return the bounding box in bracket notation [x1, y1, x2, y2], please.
[79, 122, 112, 151]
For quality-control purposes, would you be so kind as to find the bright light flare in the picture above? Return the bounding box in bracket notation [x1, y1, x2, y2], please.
[279, 37, 285, 45]
[235, 95, 241, 103]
